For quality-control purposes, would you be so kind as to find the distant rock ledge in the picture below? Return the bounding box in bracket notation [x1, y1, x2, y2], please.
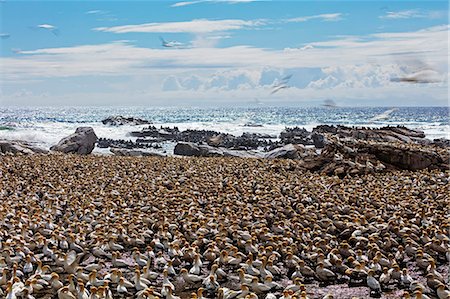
[101, 116, 151, 126]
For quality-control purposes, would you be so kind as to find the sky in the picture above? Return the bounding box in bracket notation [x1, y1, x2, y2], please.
[0, 0, 448, 107]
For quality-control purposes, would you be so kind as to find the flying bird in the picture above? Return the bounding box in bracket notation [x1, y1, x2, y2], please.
[30, 24, 59, 35]
[322, 99, 337, 108]
[390, 58, 443, 84]
[0, 33, 10, 39]
[369, 108, 397, 122]
[270, 74, 293, 94]
[159, 36, 185, 48]
[390, 69, 442, 84]
[270, 84, 289, 95]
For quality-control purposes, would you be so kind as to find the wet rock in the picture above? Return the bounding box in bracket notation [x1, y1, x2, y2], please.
[265, 144, 306, 159]
[312, 132, 327, 149]
[361, 143, 447, 171]
[280, 127, 314, 145]
[174, 142, 203, 157]
[110, 148, 165, 157]
[433, 138, 450, 148]
[174, 142, 261, 158]
[97, 138, 161, 150]
[130, 126, 271, 150]
[0, 140, 49, 155]
[101, 116, 151, 126]
[50, 127, 97, 155]
[313, 125, 428, 144]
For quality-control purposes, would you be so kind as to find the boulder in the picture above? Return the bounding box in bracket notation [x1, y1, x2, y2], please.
[0, 140, 48, 155]
[110, 148, 164, 157]
[101, 116, 151, 126]
[363, 144, 447, 170]
[264, 144, 305, 159]
[174, 142, 203, 157]
[311, 133, 327, 149]
[50, 127, 97, 155]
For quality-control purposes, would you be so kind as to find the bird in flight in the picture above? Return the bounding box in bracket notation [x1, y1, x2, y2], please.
[0, 33, 10, 39]
[270, 74, 293, 94]
[322, 99, 337, 108]
[369, 108, 398, 122]
[30, 24, 59, 35]
[390, 58, 443, 84]
[159, 36, 186, 48]
[390, 69, 442, 84]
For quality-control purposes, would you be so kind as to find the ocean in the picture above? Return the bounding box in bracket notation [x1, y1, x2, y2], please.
[0, 106, 448, 153]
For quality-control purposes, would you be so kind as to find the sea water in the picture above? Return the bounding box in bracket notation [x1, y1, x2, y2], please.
[0, 106, 448, 153]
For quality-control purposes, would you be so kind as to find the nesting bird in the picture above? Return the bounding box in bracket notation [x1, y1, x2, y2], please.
[0, 155, 447, 299]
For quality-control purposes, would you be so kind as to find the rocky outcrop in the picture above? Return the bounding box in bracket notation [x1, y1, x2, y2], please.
[433, 138, 450, 148]
[313, 125, 429, 144]
[130, 126, 273, 149]
[280, 127, 314, 145]
[355, 142, 448, 171]
[264, 144, 309, 159]
[50, 127, 97, 155]
[97, 138, 162, 150]
[174, 142, 261, 158]
[102, 116, 151, 126]
[0, 140, 49, 155]
[307, 138, 450, 177]
[110, 148, 165, 157]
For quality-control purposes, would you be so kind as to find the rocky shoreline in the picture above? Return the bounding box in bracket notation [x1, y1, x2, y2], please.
[1, 117, 448, 177]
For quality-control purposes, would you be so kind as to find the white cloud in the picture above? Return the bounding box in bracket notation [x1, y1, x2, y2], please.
[380, 9, 445, 20]
[94, 19, 264, 34]
[171, 0, 260, 7]
[286, 13, 343, 23]
[5, 25, 448, 80]
[2, 25, 448, 106]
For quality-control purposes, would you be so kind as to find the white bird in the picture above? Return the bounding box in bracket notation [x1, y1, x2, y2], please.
[34, 24, 59, 35]
[270, 74, 293, 94]
[437, 284, 450, 299]
[369, 108, 397, 122]
[270, 84, 289, 95]
[367, 270, 382, 294]
[159, 36, 186, 48]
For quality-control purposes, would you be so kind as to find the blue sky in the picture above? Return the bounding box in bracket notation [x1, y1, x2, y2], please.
[0, 0, 448, 106]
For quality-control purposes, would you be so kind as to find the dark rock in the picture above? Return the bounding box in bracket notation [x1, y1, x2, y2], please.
[101, 116, 151, 126]
[313, 125, 428, 144]
[433, 138, 450, 148]
[0, 140, 49, 155]
[312, 132, 327, 149]
[110, 148, 165, 157]
[50, 127, 97, 155]
[174, 142, 203, 157]
[280, 127, 314, 145]
[264, 144, 305, 159]
[130, 126, 271, 150]
[174, 142, 261, 158]
[362, 143, 447, 171]
[381, 126, 425, 138]
[313, 125, 338, 134]
[97, 138, 162, 150]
